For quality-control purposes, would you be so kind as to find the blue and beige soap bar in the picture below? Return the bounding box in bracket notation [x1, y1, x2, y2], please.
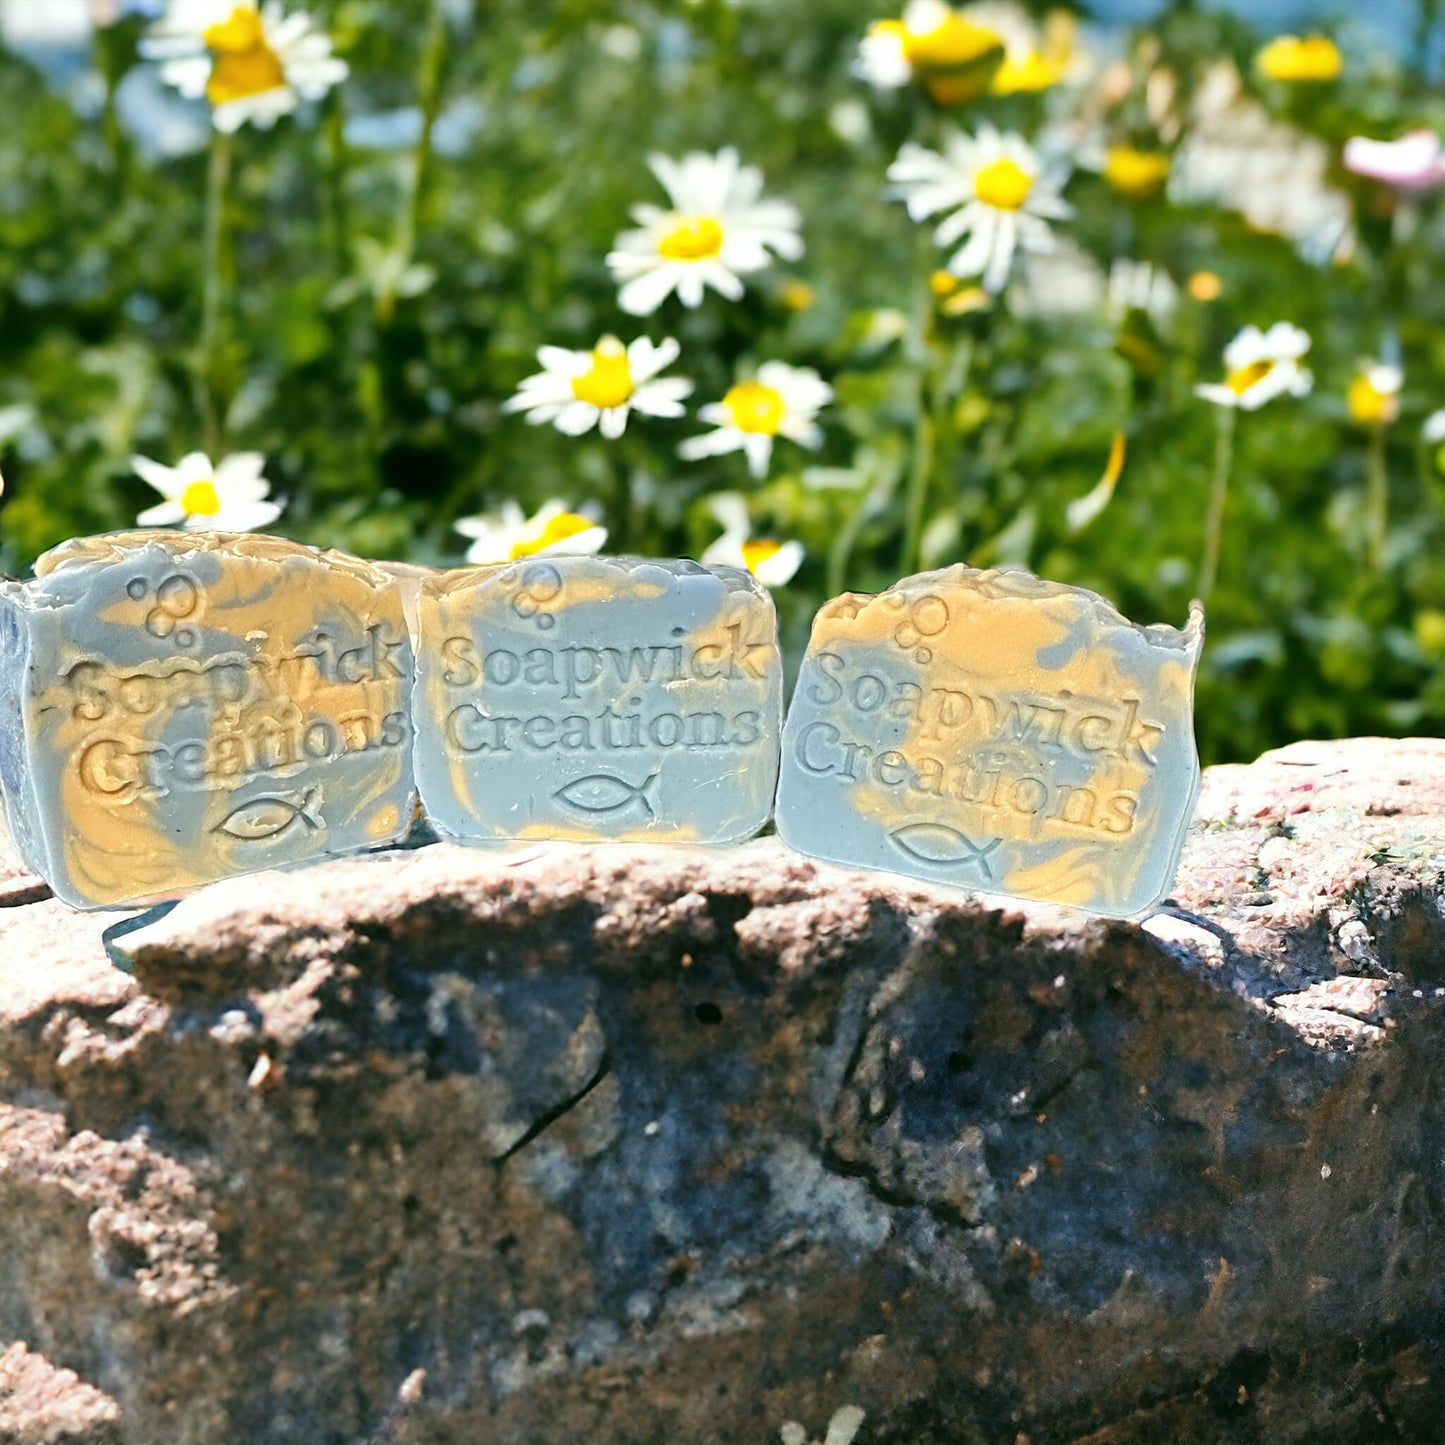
[0, 531, 416, 909]
[413, 555, 783, 844]
[0, 533, 1202, 920]
[774, 565, 1204, 918]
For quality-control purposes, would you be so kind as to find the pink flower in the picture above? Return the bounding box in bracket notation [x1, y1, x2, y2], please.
[1343, 130, 1445, 192]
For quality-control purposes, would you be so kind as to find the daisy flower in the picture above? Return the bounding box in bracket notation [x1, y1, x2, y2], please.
[132, 450, 283, 530]
[887, 124, 1072, 294]
[1194, 323, 1313, 411]
[1348, 361, 1402, 427]
[856, 0, 1003, 95]
[1344, 131, 1445, 193]
[140, 0, 348, 133]
[699, 493, 804, 588]
[501, 336, 692, 440]
[857, 2, 1071, 103]
[678, 362, 832, 481]
[606, 149, 803, 316]
[453, 501, 607, 566]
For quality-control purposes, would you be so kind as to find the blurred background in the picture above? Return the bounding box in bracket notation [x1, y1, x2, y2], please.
[2, 0, 1444, 765]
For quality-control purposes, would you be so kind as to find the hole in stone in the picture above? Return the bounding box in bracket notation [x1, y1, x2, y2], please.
[402, 1194, 419, 1214]
[947, 1050, 973, 1074]
[695, 1001, 723, 1026]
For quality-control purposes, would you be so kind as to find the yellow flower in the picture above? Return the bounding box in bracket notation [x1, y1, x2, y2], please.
[700, 494, 805, 588]
[1103, 146, 1170, 199]
[781, 280, 817, 311]
[502, 336, 692, 439]
[679, 361, 832, 479]
[1256, 34, 1342, 83]
[140, 0, 348, 132]
[857, 0, 1002, 104]
[132, 450, 283, 531]
[888, 125, 1073, 294]
[453, 501, 607, 565]
[1195, 323, 1313, 410]
[1347, 363, 1402, 426]
[941, 284, 990, 316]
[1187, 271, 1223, 302]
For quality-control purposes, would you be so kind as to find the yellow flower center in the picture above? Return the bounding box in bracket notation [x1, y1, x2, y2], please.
[781, 280, 816, 312]
[974, 157, 1034, 211]
[571, 338, 634, 410]
[204, 6, 286, 105]
[1188, 271, 1223, 302]
[180, 479, 222, 516]
[657, 216, 724, 261]
[993, 49, 1061, 94]
[741, 539, 783, 574]
[512, 512, 593, 560]
[930, 269, 960, 297]
[1104, 147, 1171, 198]
[1348, 374, 1398, 426]
[1226, 360, 1274, 396]
[723, 381, 786, 435]
[1256, 34, 1343, 83]
[899, 12, 1001, 70]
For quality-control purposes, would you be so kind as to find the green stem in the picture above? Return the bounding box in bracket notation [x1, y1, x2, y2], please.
[200, 127, 234, 455]
[828, 450, 902, 599]
[901, 398, 935, 579]
[1198, 405, 1236, 601]
[1367, 421, 1389, 571]
[323, 101, 350, 276]
[378, 0, 448, 324]
[899, 271, 940, 577]
[611, 453, 632, 553]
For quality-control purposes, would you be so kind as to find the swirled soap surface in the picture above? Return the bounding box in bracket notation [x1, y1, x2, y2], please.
[0, 531, 416, 909]
[775, 565, 1204, 918]
[413, 555, 783, 845]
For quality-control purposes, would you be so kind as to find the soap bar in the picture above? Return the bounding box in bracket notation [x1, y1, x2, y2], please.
[775, 566, 1204, 918]
[414, 555, 782, 844]
[0, 531, 416, 909]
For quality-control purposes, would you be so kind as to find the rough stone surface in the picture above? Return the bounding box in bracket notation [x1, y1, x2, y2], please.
[0, 737, 1442, 1443]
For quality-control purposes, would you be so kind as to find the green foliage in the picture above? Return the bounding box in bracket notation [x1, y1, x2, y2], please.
[3, 0, 1445, 763]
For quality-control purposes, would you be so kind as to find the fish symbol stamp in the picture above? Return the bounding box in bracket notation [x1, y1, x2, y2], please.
[888, 824, 1001, 879]
[775, 564, 1204, 919]
[213, 787, 324, 840]
[553, 772, 657, 819]
[413, 555, 784, 845]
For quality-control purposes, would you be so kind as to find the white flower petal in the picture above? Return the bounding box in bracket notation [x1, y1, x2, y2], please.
[131, 454, 182, 497]
[631, 377, 693, 417]
[754, 539, 804, 587]
[742, 432, 774, 479]
[536, 345, 590, 377]
[137, 500, 187, 526]
[617, 265, 682, 317]
[553, 401, 600, 436]
[679, 427, 744, 463]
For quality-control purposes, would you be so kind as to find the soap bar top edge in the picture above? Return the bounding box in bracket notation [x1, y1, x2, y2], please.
[815, 563, 1205, 657]
[421, 553, 767, 601]
[32, 530, 402, 592]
